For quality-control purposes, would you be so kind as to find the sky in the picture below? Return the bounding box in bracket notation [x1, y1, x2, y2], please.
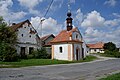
[0, 0, 120, 47]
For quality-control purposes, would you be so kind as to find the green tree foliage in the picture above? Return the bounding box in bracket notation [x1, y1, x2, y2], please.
[0, 17, 17, 44]
[103, 42, 120, 58]
[103, 42, 117, 51]
[0, 16, 18, 61]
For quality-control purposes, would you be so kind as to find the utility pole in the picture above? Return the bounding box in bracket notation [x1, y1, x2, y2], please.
[40, 18, 45, 37]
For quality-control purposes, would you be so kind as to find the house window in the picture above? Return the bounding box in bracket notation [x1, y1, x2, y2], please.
[59, 47, 62, 53]
[21, 34, 23, 37]
[29, 35, 31, 38]
[76, 34, 78, 39]
[94, 49, 96, 52]
[29, 47, 34, 54]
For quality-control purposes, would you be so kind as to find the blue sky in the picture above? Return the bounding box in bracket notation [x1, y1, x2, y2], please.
[0, 0, 120, 47]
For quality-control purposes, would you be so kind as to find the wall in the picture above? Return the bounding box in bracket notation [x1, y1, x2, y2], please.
[73, 43, 82, 60]
[72, 32, 82, 41]
[53, 44, 72, 60]
[17, 23, 37, 44]
[16, 43, 38, 55]
[16, 22, 40, 55]
[89, 48, 104, 53]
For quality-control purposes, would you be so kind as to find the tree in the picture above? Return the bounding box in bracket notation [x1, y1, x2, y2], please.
[0, 17, 17, 44]
[0, 16, 18, 61]
[103, 42, 117, 51]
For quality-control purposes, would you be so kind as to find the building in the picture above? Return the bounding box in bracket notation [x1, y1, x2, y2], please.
[87, 42, 104, 53]
[51, 12, 86, 61]
[41, 34, 55, 54]
[10, 20, 41, 57]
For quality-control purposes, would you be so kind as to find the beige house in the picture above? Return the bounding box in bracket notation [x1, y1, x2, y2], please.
[87, 42, 104, 53]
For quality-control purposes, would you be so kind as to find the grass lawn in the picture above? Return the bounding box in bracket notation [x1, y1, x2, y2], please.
[0, 55, 97, 68]
[99, 73, 120, 80]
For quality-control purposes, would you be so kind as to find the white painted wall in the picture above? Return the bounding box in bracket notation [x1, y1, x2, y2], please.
[53, 44, 72, 60]
[17, 23, 37, 44]
[15, 22, 41, 55]
[72, 32, 82, 41]
[82, 42, 88, 56]
[89, 48, 104, 53]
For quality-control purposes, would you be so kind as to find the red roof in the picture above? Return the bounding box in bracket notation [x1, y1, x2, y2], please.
[10, 20, 37, 34]
[10, 20, 31, 31]
[51, 27, 82, 43]
[87, 42, 104, 49]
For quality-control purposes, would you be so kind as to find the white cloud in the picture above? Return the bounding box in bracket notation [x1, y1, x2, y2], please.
[104, 19, 120, 27]
[18, 0, 43, 15]
[104, 27, 120, 47]
[81, 10, 120, 28]
[84, 26, 120, 47]
[0, 0, 26, 22]
[112, 13, 120, 18]
[75, 8, 84, 26]
[29, 9, 41, 16]
[104, 0, 117, 6]
[85, 27, 104, 39]
[31, 16, 63, 37]
[18, 0, 43, 9]
[81, 10, 105, 28]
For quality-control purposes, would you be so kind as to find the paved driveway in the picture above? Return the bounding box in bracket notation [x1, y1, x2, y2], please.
[0, 58, 120, 80]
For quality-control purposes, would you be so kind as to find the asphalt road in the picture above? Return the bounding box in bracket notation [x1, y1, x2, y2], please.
[0, 59, 120, 80]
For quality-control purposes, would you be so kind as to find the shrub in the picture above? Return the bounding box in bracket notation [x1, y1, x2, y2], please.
[0, 42, 19, 62]
[104, 50, 120, 58]
[28, 47, 50, 59]
[27, 54, 34, 59]
[113, 52, 120, 58]
[104, 50, 114, 55]
[3, 53, 20, 62]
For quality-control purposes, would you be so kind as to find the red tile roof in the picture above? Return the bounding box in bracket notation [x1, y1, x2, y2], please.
[51, 27, 83, 43]
[10, 20, 31, 31]
[10, 20, 37, 34]
[87, 42, 104, 49]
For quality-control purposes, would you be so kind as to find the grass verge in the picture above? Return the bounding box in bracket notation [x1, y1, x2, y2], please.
[99, 73, 120, 80]
[0, 55, 97, 68]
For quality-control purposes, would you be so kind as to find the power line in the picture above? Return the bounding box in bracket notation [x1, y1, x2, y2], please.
[43, 0, 54, 18]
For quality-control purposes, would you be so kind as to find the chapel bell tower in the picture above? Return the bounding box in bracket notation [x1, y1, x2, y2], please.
[66, 0, 73, 31]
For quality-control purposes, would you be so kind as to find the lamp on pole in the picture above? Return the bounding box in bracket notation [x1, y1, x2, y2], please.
[40, 18, 45, 37]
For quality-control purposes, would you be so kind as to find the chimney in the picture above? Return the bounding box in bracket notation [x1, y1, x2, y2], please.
[66, 12, 73, 31]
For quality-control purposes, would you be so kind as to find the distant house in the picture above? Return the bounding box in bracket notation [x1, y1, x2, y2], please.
[41, 34, 55, 54]
[10, 20, 41, 57]
[87, 42, 104, 53]
[51, 12, 86, 61]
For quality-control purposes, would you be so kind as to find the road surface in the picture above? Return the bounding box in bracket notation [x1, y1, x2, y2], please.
[0, 58, 120, 80]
